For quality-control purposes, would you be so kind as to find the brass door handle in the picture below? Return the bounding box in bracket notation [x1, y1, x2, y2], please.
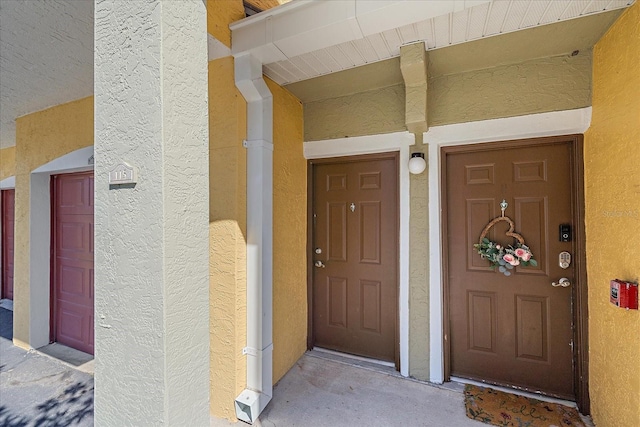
[314, 260, 326, 268]
[552, 278, 571, 288]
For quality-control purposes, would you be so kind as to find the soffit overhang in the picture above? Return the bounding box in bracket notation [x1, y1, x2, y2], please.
[230, 0, 635, 86]
[0, 0, 94, 149]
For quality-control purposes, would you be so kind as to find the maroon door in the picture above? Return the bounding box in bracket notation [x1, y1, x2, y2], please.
[312, 154, 398, 363]
[52, 172, 94, 354]
[2, 189, 15, 300]
[444, 139, 575, 399]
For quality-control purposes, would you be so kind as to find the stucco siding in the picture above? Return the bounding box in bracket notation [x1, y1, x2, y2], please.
[429, 53, 592, 126]
[584, 3, 640, 426]
[304, 84, 406, 142]
[0, 147, 16, 181]
[304, 53, 592, 142]
[409, 148, 429, 381]
[209, 56, 248, 420]
[265, 77, 307, 384]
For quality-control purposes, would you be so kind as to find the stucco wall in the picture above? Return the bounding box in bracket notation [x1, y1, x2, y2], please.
[0, 147, 16, 181]
[584, 3, 640, 426]
[429, 52, 592, 126]
[304, 84, 406, 142]
[207, 0, 244, 46]
[409, 139, 430, 380]
[209, 56, 248, 420]
[208, 60, 306, 419]
[265, 77, 307, 383]
[304, 53, 592, 142]
[12, 97, 93, 348]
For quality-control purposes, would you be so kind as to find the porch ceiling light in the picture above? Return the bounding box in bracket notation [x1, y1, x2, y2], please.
[409, 152, 426, 175]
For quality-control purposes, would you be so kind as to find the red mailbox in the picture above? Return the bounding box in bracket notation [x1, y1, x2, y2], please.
[610, 280, 639, 310]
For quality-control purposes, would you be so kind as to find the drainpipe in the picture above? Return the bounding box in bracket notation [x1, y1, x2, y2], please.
[233, 52, 274, 424]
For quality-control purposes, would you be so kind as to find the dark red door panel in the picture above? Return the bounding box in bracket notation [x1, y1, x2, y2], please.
[53, 173, 94, 354]
[2, 189, 15, 300]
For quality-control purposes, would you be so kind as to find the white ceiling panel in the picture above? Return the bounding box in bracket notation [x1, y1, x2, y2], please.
[451, 9, 470, 44]
[539, 1, 573, 24]
[312, 49, 343, 74]
[367, 33, 393, 60]
[336, 43, 366, 68]
[502, 1, 530, 32]
[561, 1, 597, 19]
[467, 2, 491, 40]
[433, 14, 451, 48]
[254, 0, 634, 85]
[380, 28, 403, 56]
[351, 38, 381, 63]
[520, 1, 551, 28]
[484, 0, 511, 36]
[397, 23, 420, 45]
[414, 19, 435, 48]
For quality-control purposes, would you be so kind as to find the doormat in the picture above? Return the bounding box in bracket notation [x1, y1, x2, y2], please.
[464, 384, 585, 427]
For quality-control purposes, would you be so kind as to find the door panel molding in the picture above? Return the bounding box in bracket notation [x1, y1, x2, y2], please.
[424, 107, 591, 386]
[440, 135, 588, 412]
[305, 132, 412, 377]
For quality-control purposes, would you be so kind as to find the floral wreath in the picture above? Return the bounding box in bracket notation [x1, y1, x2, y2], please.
[473, 200, 538, 276]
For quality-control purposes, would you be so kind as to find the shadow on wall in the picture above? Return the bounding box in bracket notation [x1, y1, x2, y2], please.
[0, 381, 93, 427]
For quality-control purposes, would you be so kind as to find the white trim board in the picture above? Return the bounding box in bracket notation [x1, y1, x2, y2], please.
[0, 176, 15, 189]
[423, 107, 592, 384]
[304, 131, 414, 377]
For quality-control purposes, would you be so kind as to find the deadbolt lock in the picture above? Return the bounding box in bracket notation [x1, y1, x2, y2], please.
[315, 248, 322, 254]
[559, 251, 571, 269]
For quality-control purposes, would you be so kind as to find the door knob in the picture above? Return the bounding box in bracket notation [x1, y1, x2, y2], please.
[314, 260, 326, 268]
[551, 278, 571, 288]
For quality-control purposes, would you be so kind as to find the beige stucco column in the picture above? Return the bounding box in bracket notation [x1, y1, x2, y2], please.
[401, 42, 431, 380]
[94, 1, 209, 425]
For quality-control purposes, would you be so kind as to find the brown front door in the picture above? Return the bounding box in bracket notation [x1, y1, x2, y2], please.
[445, 138, 576, 399]
[312, 154, 398, 363]
[2, 189, 15, 300]
[52, 172, 94, 355]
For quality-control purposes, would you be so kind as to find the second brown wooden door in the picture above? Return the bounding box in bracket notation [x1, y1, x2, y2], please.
[445, 139, 575, 399]
[312, 154, 398, 363]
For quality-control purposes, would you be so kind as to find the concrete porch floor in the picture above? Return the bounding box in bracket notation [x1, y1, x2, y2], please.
[212, 350, 481, 427]
[1, 304, 588, 427]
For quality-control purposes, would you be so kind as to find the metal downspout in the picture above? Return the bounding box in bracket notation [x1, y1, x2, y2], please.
[233, 52, 274, 424]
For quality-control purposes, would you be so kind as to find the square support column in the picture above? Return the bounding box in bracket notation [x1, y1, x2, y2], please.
[94, 1, 209, 425]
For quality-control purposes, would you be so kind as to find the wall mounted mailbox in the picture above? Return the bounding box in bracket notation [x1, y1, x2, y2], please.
[610, 279, 638, 310]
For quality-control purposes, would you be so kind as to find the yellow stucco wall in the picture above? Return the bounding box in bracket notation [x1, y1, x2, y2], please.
[265, 77, 307, 383]
[209, 56, 248, 420]
[584, 3, 640, 426]
[0, 147, 16, 181]
[207, 0, 245, 46]
[12, 97, 94, 348]
[208, 59, 306, 420]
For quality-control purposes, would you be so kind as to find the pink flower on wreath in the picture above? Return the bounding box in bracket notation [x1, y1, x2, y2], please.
[503, 254, 520, 266]
[514, 247, 531, 261]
